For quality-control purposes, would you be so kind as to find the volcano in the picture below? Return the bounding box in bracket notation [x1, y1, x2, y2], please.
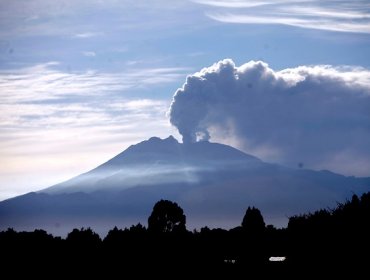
[1, 136, 369, 236]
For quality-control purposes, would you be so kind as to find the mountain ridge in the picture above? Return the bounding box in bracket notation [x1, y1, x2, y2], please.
[43, 136, 263, 194]
[0, 135, 369, 236]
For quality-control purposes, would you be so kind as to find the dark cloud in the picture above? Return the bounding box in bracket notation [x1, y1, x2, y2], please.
[169, 59, 370, 176]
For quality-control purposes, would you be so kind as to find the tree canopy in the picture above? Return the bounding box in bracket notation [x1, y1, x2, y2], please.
[241, 206, 266, 232]
[148, 199, 186, 233]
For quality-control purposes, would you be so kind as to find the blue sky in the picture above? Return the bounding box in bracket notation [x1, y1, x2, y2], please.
[1, 0, 370, 200]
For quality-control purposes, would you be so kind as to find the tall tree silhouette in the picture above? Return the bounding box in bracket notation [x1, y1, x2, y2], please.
[148, 199, 186, 233]
[241, 206, 265, 232]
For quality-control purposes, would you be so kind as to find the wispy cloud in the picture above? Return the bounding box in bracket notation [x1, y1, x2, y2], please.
[0, 1, 200, 38]
[0, 62, 188, 103]
[0, 61, 188, 129]
[0, 62, 184, 200]
[82, 51, 96, 57]
[74, 32, 101, 38]
[197, 0, 370, 33]
[193, 0, 278, 8]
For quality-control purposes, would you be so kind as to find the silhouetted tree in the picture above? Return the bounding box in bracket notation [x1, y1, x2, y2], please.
[66, 227, 101, 247]
[148, 199, 186, 233]
[129, 223, 146, 234]
[1, 192, 370, 277]
[241, 206, 265, 232]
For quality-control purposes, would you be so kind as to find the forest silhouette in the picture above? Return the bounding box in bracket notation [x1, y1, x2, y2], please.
[1, 193, 369, 277]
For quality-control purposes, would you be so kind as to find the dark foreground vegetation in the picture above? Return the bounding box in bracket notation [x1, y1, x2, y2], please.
[1, 193, 369, 278]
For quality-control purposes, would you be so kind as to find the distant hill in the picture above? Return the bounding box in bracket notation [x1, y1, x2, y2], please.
[0, 136, 369, 236]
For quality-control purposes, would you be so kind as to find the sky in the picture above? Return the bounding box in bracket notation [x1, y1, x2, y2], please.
[0, 0, 370, 201]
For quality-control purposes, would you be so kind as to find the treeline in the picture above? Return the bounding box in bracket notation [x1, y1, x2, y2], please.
[1, 193, 369, 277]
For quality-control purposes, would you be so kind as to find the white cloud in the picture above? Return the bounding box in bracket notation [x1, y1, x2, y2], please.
[0, 62, 185, 200]
[82, 51, 96, 57]
[74, 32, 100, 38]
[0, 0, 201, 38]
[198, 0, 370, 33]
[193, 0, 280, 8]
[169, 59, 370, 176]
[0, 62, 188, 103]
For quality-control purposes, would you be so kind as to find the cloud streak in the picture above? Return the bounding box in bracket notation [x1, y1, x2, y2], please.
[197, 0, 370, 33]
[0, 62, 188, 103]
[74, 32, 101, 38]
[82, 51, 96, 57]
[0, 0, 201, 38]
[169, 59, 370, 176]
[0, 62, 184, 200]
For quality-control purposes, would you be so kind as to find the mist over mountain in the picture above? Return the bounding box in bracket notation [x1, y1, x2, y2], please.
[44, 135, 262, 194]
[1, 136, 369, 236]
